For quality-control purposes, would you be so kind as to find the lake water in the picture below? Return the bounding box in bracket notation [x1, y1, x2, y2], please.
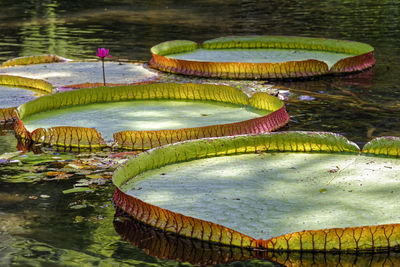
[1, 0, 400, 266]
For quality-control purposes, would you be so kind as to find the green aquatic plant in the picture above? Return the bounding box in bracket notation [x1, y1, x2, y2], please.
[150, 36, 375, 79]
[112, 132, 400, 253]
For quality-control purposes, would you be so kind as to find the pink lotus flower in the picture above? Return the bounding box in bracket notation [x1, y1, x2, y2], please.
[96, 48, 112, 86]
[96, 48, 112, 58]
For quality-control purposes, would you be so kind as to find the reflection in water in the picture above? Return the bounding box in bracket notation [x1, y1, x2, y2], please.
[0, 0, 399, 63]
[0, 126, 17, 154]
[113, 208, 272, 266]
[114, 209, 400, 266]
[268, 251, 400, 267]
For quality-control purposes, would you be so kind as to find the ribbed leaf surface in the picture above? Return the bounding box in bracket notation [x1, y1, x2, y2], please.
[262, 223, 400, 252]
[113, 211, 256, 265]
[114, 212, 400, 266]
[19, 83, 248, 119]
[30, 126, 107, 149]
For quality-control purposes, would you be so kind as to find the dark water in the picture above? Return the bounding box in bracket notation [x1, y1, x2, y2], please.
[1, 0, 400, 266]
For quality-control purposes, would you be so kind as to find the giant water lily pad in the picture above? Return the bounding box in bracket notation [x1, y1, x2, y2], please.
[150, 36, 375, 79]
[22, 100, 269, 142]
[0, 61, 157, 88]
[14, 83, 288, 150]
[121, 152, 400, 240]
[113, 132, 400, 252]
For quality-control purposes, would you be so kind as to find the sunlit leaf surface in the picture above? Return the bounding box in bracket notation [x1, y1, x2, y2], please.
[0, 74, 52, 93]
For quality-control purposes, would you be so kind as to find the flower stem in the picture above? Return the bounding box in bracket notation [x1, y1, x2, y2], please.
[102, 59, 106, 86]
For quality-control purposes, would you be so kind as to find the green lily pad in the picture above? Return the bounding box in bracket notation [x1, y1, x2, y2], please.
[0, 61, 157, 88]
[150, 36, 375, 79]
[168, 48, 354, 68]
[123, 152, 400, 240]
[22, 100, 269, 142]
[113, 132, 400, 252]
[15, 83, 288, 150]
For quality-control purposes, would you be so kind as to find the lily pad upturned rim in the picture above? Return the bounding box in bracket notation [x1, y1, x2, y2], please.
[150, 35, 375, 79]
[13, 83, 289, 150]
[112, 131, 400, 252]
[1, 54, 70, 68]
[0, 74, 53, 123]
